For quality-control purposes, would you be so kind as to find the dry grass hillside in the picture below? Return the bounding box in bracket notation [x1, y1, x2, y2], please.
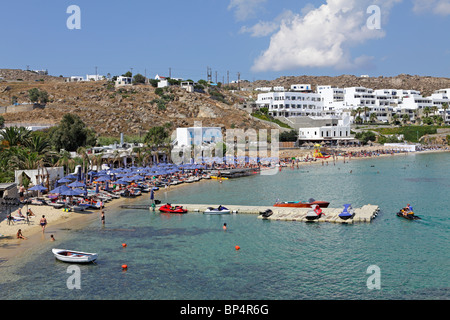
[0, 79, 276, 137]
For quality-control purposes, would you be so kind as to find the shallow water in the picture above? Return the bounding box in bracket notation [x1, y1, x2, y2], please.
[1, 152, 449, 300]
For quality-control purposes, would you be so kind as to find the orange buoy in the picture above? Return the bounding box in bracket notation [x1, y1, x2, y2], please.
[235, 245, 240, 250]
[122, 264, 128, 270]
[122, 243, 127, 247]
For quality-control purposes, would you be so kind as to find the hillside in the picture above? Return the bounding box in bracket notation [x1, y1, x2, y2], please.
[249, 74, 450, 97]
[0, 79, 276, 137]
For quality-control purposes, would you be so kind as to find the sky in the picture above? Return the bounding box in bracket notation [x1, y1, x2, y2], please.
[0, 0, 449, 82]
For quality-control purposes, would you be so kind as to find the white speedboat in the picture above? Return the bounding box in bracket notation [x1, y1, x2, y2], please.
[204, 206, 231, 215]
[52, 248, 98, 263]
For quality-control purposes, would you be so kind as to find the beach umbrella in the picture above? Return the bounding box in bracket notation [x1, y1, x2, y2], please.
[28, 184, 47, 192]
[57, 178, 72, 184]
[95, 175, 111, 182]
[68, 181, 86, 188]
[49, 185, 71, 194]
[60, 188, 84, 196]
[115, 179, 129, 185]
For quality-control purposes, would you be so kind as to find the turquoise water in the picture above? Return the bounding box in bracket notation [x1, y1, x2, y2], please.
[1, 152, 449, 300]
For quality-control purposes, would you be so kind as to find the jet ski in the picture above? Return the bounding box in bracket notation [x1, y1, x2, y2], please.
[204, 205, 231, 215]
[396, 208, 421, 220]
[339, 204, 355, 220]
[159, 204, 188, 214]
[259, 209, 273, 219]
[305, 204, 324, 221]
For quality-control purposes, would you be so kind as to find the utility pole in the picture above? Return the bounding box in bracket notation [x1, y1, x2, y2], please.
[237, 72, 241, 91]
[207, 67, 212, 83]
[169, 67, 171, 78]
[227, 71, 229, 85]
[215, 71, 217, 84]
[95, 66, 98, 80]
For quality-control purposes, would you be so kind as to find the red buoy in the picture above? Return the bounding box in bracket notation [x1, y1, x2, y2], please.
[122, 264, 128, 270]
[235, 245, 240, 251]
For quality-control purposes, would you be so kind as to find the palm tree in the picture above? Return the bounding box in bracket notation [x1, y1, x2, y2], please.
[442, 102, 449, 124]
[363, 106, 370, 123]
[369, 112, 378, 124]
[0, 126, 31, 147]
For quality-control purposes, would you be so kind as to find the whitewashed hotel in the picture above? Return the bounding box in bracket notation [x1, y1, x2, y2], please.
[255, 91, 324, 117]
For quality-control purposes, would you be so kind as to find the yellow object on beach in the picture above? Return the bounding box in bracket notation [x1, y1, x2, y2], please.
[211, 176, 228, 180]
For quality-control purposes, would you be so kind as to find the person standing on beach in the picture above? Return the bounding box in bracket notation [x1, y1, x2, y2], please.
[101, 210, 105, 225]
[40, 215, 47, 233]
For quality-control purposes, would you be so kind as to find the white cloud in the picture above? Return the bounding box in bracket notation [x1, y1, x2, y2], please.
[251, 0, 400, 72]
[228, 0, 267, 21]
[239, 10, 295, 37]
[413, 0, 450, 16]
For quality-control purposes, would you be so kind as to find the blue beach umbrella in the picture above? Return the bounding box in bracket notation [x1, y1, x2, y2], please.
[49, 185, 71, 194]
[57, 178, 72, 184]
[28, 184, 47, 192]
[68, 181, 86, 188]
[61, 188, 84, 196]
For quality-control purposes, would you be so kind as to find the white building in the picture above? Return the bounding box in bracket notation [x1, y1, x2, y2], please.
[174, 127, 223, 147]
[290, 84, 312, 92]
[298, 113, 354, 143]
[115, 76, 132, 87]
[255, 91, 324, 117]
[65, 76, 84, 82]
[181, 81, 194, 93]
[317, 85, 345, 113]
[86, 74, 105, 81]
[255, 87, 272, 92]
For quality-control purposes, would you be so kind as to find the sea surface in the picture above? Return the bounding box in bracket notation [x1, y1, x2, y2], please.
[1, 152, 449, 300]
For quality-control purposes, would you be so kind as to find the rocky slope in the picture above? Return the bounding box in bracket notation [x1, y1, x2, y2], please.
[0, 80, 275, 137]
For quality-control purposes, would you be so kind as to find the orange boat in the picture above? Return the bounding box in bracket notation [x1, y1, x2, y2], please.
[274, 199, 330, 208]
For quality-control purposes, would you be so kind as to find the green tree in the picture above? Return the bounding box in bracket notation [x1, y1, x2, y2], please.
[280, 130, 298, 142]
[133, 73, 146, 84]
[50, 114, 97, 152]
[28, 88, 40, 103]
[144, 126, 168, 147]
[28, 88, 49, 104]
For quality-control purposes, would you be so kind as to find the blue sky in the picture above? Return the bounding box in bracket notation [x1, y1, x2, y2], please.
[0, 0, 449, 82]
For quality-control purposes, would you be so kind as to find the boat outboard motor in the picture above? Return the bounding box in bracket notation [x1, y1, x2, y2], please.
[259, 209, 273, 219]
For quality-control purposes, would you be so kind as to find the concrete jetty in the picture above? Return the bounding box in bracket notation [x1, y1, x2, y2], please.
[160, 204, 380, 224]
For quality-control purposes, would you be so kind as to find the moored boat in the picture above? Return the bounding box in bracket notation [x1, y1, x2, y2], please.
[204, 205, 231, 215]
[274, 198, 329, 208]
[52, 248, 98, 263]
[159, 204, 188, 214]
[305, 204, 324, 221]
[339, 204, 355, 220]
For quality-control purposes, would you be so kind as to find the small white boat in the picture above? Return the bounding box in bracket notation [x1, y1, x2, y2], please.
[52, 248, 98, 263]
[204, 206, 231, 215]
